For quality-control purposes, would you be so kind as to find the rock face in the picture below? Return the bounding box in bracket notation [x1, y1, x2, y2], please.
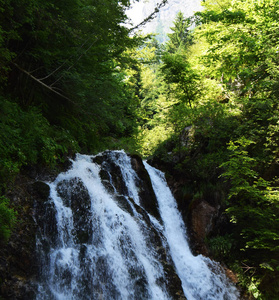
[92, 151, 162, 221]
[189, 199, 218, 255]
[0, 177, 48, 299]
[57, 178, 93, 244]
[160, 173, 225, 256]
[0, 162, 71, 300]
[165, 178, 220, 255]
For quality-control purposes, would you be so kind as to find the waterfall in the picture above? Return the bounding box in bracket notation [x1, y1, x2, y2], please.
[35, 150, 239, 300]
[144, 162, 239, 300]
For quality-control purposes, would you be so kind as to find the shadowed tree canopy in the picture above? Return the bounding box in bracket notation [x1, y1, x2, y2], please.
[0, 0, 146, 155]
[0, 0, 147, 192]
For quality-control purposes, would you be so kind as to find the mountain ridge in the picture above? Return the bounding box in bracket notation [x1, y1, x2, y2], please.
[127, 0, 202, 42]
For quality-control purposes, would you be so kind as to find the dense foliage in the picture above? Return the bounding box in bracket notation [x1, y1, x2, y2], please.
[128, 1, 279, 299]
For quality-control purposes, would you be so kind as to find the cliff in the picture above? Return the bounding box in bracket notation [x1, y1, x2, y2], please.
[127, 0, 202, 42]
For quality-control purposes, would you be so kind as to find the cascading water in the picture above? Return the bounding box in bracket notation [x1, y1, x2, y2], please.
[35, 150, 239, 300]
[144, 162, 239, 300]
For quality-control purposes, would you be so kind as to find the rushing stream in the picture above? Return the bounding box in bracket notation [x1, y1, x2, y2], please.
[35, 150, 239, 300]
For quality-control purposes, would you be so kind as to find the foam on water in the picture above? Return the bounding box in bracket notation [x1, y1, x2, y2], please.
[36, 150, 239, 299]
[144, 161, 239, 300]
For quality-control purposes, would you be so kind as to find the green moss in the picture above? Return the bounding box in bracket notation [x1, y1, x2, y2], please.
[0, 196, 17, 243]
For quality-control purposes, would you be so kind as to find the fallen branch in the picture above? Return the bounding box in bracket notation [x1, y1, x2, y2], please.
[241, 262, 256, 276]
[12, 62, 73, 102]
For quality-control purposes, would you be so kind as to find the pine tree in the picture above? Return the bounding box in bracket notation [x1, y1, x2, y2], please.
[166, 11, 192, 53]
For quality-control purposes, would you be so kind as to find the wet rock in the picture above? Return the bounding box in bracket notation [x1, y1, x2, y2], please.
[56, 177, 93, 244]
[35, 200, 58, 247]
[33, 180, 59, 246]
[102, 179, 115, 194]
[93, 151, 129, 196]
[162, 261, 187, 300]
[114, 195, 134, 216]
[130, 154, 161, 221]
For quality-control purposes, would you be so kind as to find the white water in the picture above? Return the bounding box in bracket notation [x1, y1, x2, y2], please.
[144, 162, 239, 300]
[36, 150, 239, 300]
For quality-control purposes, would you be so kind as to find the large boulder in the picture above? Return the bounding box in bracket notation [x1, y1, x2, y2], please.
[188, 198, 218, 255]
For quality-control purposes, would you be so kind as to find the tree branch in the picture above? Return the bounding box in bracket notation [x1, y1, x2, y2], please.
[12, 62, 73, 102]
[129, 0, 168, 32]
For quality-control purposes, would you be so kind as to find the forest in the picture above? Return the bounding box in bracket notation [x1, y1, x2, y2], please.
[0, 0, 279, 299]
